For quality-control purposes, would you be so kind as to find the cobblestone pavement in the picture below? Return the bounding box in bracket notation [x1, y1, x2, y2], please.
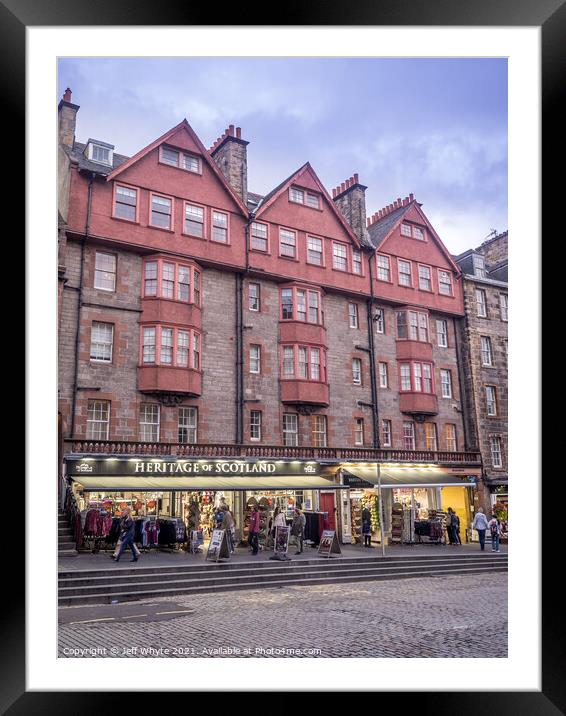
[58, 572, 507, 659]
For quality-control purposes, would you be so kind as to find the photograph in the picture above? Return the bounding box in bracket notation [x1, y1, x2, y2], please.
[55, 55, 510, 661]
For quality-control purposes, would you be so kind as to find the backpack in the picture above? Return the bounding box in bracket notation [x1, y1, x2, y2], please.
[490, 520, 499, 537]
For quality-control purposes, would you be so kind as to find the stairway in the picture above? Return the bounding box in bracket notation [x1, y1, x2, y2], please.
[58, 510, 77, 557]
[58, 552, 507, 606]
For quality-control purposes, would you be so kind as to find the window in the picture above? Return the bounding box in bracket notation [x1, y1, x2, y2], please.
[352, 358, 362, 385]
[401, 223, 412, 237]
[289, 187, 304, 204]
[212, 211, 228, 243]
[283, 414, 299, 446]
[438, 270, 453, 296]
[250, 411, 262, 441]
[283, 346, 295, 376]
[333, 243, 348, 271]
[279, 228, 297, 258]
[352, 250, 362, 275]
[249, 283, 260, 311]
[445, 424, 457, 451]
[473, 254, 486, 278]
[348, 303, 359, 328]
[298, 346, 308, 378]
[185, 204, 204, 238]
[400, 361, 434, 393]
[178, 407, 197, 444]
[250, 344, 261, 373]
[418, 264, 432, 291]
[150, 194, 172, 230]
[486, 386, 497, 416]
[412, 226, 425, 241]
[92, 145, 111, 164]
[312, 415, 327, 447]
[480, 336, 493, 366]
[251, 222, 268, 252]
[377, 254, 391, 282]
[375, 308, 385, 334]
[280, 287, 322, 324]
[441, 369, 452, 398]
[307, 236, 323, 265]
[143, 260, 200, 304]
[500, 294, 508, 321]
[114, 185, 137, 221]
[308, 291, 320, 324]
[310, 348, 321, 380]
[403, 421, 415, 450]
[407, 311, 428, 342]
[142, 327, 156, 363]
[400, 363, 412, 391]
[398, 260, 412, 287]
[177, 330, 189, 367]
[490, 436, 503, 468]
[436, 319, 448, 347]
[379, 362, 388, 388]
[306, 192, 320, 209]
[476, 289, 487, 317]
[90, 322, 113, 362]
[94, 252, 116, 291]
[425, 423, 438, 450]
[140, 403, 160, 442]
[418, 313, 429, 342]
[281, 345, 326, 382]
[382, 419, 392, 447]
[355, 418, 364, 446]
[160, 327, 173, 364]
[396, 311, 407, 339]
[161, 262, 175, 298]
[160, 145, 200, 174]
[142, 326, 201, 368]
[86, 400, 110, 440]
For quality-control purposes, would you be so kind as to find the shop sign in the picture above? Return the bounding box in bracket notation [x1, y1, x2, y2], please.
[206, 529, 230, 562]
[66, 458, 323, 477]
[318, 530, 342, 558]
[274, 525, 290, 556]
[342, 474, 374, 489]
[190, 530, 204, 553]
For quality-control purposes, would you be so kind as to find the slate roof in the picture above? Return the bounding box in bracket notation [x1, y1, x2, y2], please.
[366, 203, 409, 249]
[70, 141, 130, 176]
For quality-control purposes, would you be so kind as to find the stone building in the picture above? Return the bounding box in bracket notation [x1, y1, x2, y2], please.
[455, 233, 508, 512]
[58, 90, 483, 546]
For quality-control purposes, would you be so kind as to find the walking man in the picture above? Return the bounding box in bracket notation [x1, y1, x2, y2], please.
[472, 507, 489, 551]
[113, 507, 138, 562]
[291, 509, 306, 555]
[248, 505, 260, 555]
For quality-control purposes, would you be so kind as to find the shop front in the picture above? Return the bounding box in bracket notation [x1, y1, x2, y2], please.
[337, 464, 479, 547]
[63, 456, 347, 554]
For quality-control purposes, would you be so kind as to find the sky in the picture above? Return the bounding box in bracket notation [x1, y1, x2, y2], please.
[58, 57, 507, 255]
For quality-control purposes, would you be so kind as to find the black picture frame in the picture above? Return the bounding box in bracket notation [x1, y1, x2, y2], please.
[12, 0, 559, 709]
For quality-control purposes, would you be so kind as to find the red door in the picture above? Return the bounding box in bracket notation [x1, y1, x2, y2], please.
[319, 493, 336, 531]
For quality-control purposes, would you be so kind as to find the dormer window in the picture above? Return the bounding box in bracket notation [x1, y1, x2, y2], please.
[473, 254, 486, 278]
[159, 145, 201, 174]
[289, 187, 304, 204]
[85, 139, 114, 166]
[289, 186, 320, 209]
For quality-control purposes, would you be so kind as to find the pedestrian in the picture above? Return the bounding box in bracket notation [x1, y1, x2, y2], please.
[113, 507, 138, 562]
[362, 505, 372, 547]
[248, 504, 260, 555]
[214, 503, 225, 531]
[291, 508, 306, 555]
[445, 507, 456, 545]
[221, 506, 235, 553]
[488, 513, 502, 552]
[452, 510, 462, 545]
[472, 507, 489, 551]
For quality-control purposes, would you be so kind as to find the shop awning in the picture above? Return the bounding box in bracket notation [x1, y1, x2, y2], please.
[339, 465, 477, 489]
[71, 475, 348, 492]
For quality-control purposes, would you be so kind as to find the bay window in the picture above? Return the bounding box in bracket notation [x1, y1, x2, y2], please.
[399, 361, 434, 393]
[281, 344, 327, 383]
[141, 325, 202, 369]
[398, 310, 429, 342]
[143, 259, 201, 305]
[280, 286, 323, 324]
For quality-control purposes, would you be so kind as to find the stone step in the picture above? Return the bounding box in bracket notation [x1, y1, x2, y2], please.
[59, 549, 78, 557]
[59, 530, 74, 538]
[59, 541, 77, 551]
[59, 556, 507, 590]
[58, 564, 508, 606]
[58, 552, 507, 580]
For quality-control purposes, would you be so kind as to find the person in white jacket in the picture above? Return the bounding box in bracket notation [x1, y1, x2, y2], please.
[472, 507, 489, 551]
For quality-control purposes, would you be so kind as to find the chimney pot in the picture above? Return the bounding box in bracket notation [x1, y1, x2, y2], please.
[409, 193, 414, 201]
[341, 182, 346, 193]
[236, 127, 241, 138]
[354, 173, 359, 184]
[228, 125, 235, 136]
[332, 188, 337, 198]
[63, 88, 72, 102]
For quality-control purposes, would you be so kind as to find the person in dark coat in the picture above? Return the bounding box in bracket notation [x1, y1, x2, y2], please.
[362, 506, 372, 547]
[113, 508, 138, 562]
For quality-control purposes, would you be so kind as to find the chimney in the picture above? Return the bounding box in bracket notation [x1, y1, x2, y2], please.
[210, 125, 249, 205]
[332, 173, 369, 244]
[58, 88, 80, 150]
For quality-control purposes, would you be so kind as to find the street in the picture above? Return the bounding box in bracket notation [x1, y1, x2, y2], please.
[58, 572, 507, 658]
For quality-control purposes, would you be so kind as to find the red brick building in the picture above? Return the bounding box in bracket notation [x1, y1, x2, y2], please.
[58, 90, 482, 548]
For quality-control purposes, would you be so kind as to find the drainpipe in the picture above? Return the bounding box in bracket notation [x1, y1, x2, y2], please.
[70, 171, 94, 438]
[366, 252, 380, 448]
[453, 315, 472, 451]
[235, 215, 254, 445]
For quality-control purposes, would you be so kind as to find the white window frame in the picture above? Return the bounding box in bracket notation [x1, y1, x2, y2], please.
[332, 242, 348, 271]
[418, 264, 432, 291]
[480, 336, 493, 366]
[436, 319, 448, 347]
[250, 344, 261, 374]
[412, 226, 425, 241]
[352, 250, 362, 275]
[312, 415, 327, 447]
[140, 403, 160, 442]
[86, 400, 110, 440]
[402, 421, 415, 450]
[438, 270, 453, 296]
[352, 358, 362, 385]
[178, 407, 197, 444]
[212, 210, 229, 243]
[382, 419, 392, 447]
[250, 410, 262, 441]
[375, 308, 385, 334]
[184, 203, 205, 238]
[473, 254, 486, 278]
[94, 252, 116, 292]
[283, 413, 299, 447]
[377, 254, 391, 282]
[90, 322, 114, 363]
[379, 362, 388, 388]
[307, 235, 323, 265]
[355, 418, 364, 446]
[500, 294, 508, 321]
[401, 223, 412, 237]
[486, 386, 497, 416]
[348, 303, 359, 329]
[398, 259, 412, 287]
[251, 221, 268, 252]
[441, 369, 452, 398]
[289, 187, 304, 204]
[279, 228, 297, 258]
[249, 283, 260, 311]
[476, 289, 488, 317]
[490, 436, 503, 468]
